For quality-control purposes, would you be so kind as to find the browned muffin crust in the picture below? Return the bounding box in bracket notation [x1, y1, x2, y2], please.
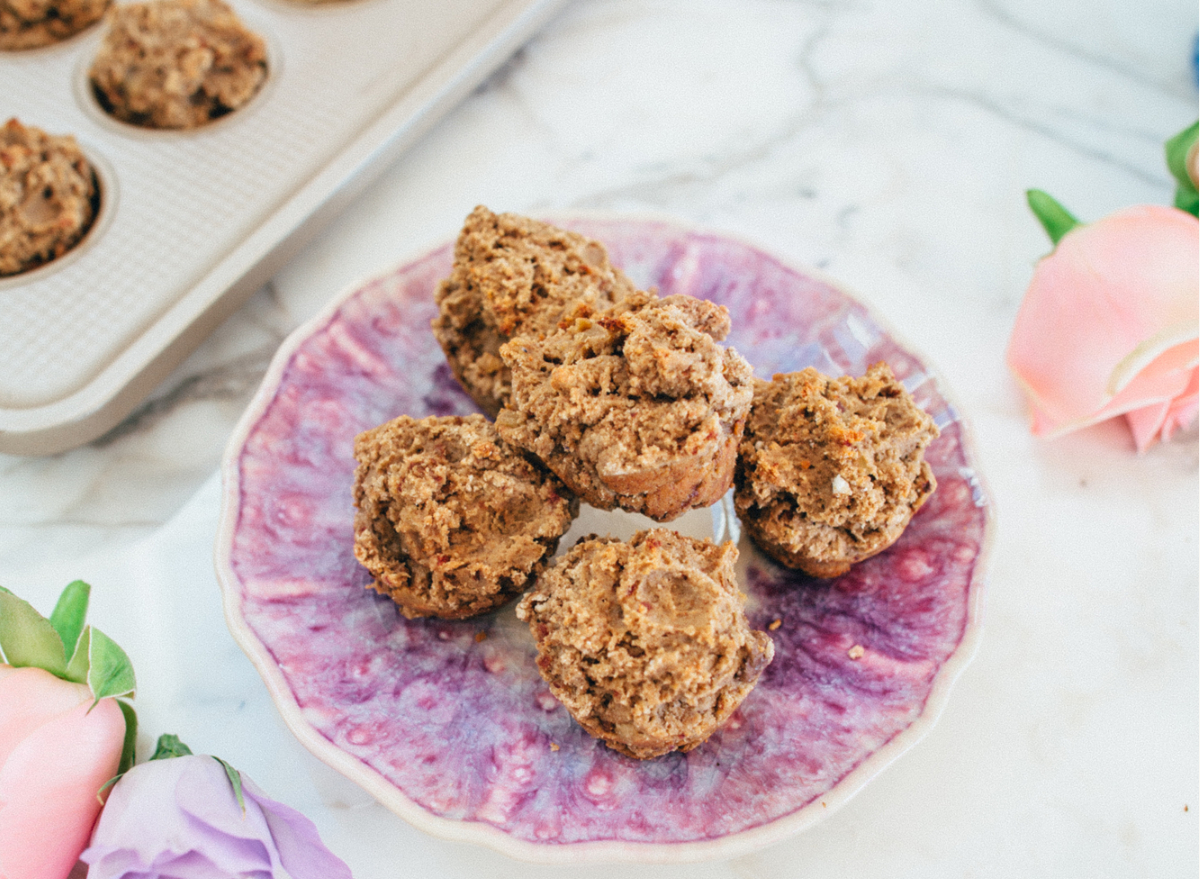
[432, 206, 640, 417]
[495, 293, 753, 522]
[517, 529, 774, 760]
[0, 0, 109, 49]
[0, 118, 98, 277]
[353, 414, 578, 620]
[88, 0, 267, 130]
[734, 363, 939, 578]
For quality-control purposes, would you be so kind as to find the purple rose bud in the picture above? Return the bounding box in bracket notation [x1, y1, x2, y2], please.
[80, 754, 351, 878]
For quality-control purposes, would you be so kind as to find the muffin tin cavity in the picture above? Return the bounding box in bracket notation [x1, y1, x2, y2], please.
[88, 0, 268, 130]
[0, 118, 101, 278]
[0, 0, 110, 51]
[0, 139, 115, 290]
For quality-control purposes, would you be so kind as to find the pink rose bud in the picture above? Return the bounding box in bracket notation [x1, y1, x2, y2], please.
[0, 581, 136, 879]
[0, 665, 127, 879]
[1007, 201, 1199, 451]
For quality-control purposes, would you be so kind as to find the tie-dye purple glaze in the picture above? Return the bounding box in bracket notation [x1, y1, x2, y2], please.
[224, 218, 989, 849]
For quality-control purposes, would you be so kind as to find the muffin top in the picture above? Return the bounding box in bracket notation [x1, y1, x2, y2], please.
[0, 0, 110, 50]
[517, 529, 774, 760]
[734, 362, 938, 577]
[88, 0, 267, 130]
[496, 293, 753, 521]
[353, 414, 578, 620]
[432, 206, 639, 416]
[0, 118, 97, 277]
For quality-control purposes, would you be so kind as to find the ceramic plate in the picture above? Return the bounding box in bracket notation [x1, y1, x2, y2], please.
[215, 215, 992, 863]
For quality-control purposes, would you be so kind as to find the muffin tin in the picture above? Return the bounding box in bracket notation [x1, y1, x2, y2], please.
[0, 0, 567, 455]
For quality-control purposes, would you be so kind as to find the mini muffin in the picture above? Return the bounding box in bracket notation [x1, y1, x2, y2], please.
[734, 363, 939, 578]
[353, 414, 578, 620]
[89, 0, 267, 130]
[432, 206, 640, 417]
[517, 529, 774, 760]
[0, 119, 98, 277]
[495, 294, 754, 522]
[0, 0, 109, 49]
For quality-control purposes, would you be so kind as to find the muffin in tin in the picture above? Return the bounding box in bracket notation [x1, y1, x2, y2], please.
[734, 363, 939, 578]
[0, 0, 110, 50]
[432, 205, 640, 417]
[88, 0, 267, 130]
[0, 118, 98, 277]
[517, 528, 775, 760]
[352, 414, 578, 620]
[496, 292, 753, 522]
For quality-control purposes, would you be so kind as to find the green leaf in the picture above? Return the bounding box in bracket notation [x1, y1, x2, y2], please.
[1164, 122, 1198, 186]
[1165, 122, 1199, 218]
[117, 700, 138, 775]
[213, 756, 246, 813]
[1026, 189, 1081, 246]
[87, 627, 136, 704]
[64, 627, 91, 684]
[0, 589, 67, 676]
[1174, 185, 1199, 216]
[150, 733, 193, 761]
[50, 580, 90, 666]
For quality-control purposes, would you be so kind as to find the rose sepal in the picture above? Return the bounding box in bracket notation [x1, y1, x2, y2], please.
[0, 582, 137, 773]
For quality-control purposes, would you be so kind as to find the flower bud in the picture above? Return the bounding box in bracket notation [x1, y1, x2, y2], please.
[0, 666, 126, 879]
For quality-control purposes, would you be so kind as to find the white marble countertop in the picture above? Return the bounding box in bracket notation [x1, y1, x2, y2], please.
[2, 1, 1197, 876]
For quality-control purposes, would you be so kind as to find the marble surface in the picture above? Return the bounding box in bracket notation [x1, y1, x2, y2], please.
[1, 1, 1196, 876]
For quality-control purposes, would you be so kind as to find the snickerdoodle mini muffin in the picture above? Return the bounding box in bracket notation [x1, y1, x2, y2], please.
[432, 206, 640, 417]
[352, 414, 578, 620]
[495, 293, 754, 522]
[517, 529, 774, 760]
[0, 0, 109, 49]
[88, 0, 267, 130]
[734, 362, 939, 578]
[0, 119, 98, 277]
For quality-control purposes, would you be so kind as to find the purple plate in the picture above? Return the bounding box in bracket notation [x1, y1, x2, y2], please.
[216, 215, 992, 863]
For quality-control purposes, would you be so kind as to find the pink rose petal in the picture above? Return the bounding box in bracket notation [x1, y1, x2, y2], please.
[0, 666, 92, 767]
[1162, 369, 1200, 437]
[1125, 365, 1199, 452]
[1125, 399, 1173, 453]
[1090, 337, 1197, 423]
